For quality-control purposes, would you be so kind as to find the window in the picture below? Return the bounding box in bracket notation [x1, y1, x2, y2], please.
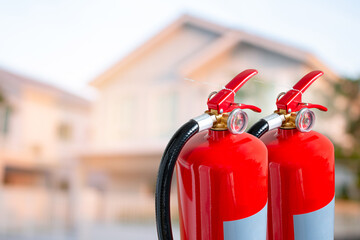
[4, 167, 47, 187]
[0, 89, 11, 136]
[116, 94, 136, 139]
[31, 144, 43, 157]
[58, 123, 72, 141]
[0, 105, 10, 136]
[156, 91, 178, 137]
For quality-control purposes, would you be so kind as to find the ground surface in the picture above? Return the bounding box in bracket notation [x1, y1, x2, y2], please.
[0, 222, 359, 240]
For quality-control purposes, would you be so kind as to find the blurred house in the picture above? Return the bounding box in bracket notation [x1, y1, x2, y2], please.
[0, 69, 90, 230]
[84, 15, 342, 221]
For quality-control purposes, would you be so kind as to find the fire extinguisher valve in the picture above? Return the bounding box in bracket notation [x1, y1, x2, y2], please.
[207, 69, 261, 114]
[206, 69, 261, 133]
[274, 70, 328, 132]
[193, 113, 217, 132]
[276, 71, 327, 113]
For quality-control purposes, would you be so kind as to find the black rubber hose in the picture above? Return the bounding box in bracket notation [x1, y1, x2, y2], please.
[155, 119, 199, 240]
[247, 119, 269, 138]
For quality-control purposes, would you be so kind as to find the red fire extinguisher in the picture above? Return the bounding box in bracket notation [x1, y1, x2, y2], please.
[248, 70, 335, 240]
[156, 69, 268, 240]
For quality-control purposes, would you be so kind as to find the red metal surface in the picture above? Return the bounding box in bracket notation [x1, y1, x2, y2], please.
[176, 130, 267, 240]
[276, 71, 327, 113]
[207, 69, 261, 113]
[261, 129, 335, 240]
[228, 103, 261, 113]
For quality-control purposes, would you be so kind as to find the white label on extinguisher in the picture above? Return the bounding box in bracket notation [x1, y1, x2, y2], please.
[223, 202, 267, 240]
[293, 197, 335, 240]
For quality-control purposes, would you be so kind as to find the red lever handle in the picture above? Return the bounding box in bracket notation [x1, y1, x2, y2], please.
[292, 71, 323, 94]
[299, 103, 328, 112]
[207, 69, 260, 113]
[239, 104, 261, 112]
[228, 103, 261, 112]
[276, 70, 327, 113]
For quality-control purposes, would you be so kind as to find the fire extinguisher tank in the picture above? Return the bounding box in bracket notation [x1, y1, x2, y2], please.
[155, 69, 268, 240]
[177, 130, 267, 239]
[261, 129, 334, 239]
[248, 71, 335, 240]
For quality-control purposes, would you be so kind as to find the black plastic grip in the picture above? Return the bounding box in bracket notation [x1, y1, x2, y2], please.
[155, 119, 199, 240]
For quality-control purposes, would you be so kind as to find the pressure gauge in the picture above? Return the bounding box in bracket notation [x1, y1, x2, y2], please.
[227, 109, 248, 134]
[295, 108, 315, 132]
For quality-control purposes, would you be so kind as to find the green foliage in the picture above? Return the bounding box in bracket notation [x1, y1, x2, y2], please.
[0, 89, 4, 104]
[357, 167, 360, 189]
[338, 185, 350, 200]
[333, 77, 360, 160]
[335, 77, 360, 99]
[334, 76, 360, 196]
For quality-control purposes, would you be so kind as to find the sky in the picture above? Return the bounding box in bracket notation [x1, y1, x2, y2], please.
[0, 0, 359, 98]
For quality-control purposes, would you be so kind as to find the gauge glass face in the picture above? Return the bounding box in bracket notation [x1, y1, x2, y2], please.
[228, 109, 248, 134]
[296, 109, 315, 132]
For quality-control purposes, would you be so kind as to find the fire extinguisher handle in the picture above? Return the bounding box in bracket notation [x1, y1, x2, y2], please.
[276, 70, 327, 113]
[207, 69, 258, 113]
[238, 104, 262, 113]
[228, 103, 262, 112]
[224, 69, 258, 93]
[292, 70, 323, 94]
[300, 103, 328, 112]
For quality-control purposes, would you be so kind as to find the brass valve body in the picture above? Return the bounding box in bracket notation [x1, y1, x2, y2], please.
[275, 109, 296, 129]
[206, 109, 229, 131]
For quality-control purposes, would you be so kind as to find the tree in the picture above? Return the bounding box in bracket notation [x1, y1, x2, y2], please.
[334, 77, 360, 190]
[334, 77, 360, 159]
[0, 88, 4, 104]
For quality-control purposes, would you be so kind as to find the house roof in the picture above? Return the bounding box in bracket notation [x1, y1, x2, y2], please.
[91, 14, 339, 87]
[0, 68, 90, 107]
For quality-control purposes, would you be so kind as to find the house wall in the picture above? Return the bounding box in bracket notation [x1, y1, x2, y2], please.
[0, 70, 92, 231]
[93, 30, 342, 151]
[92, 24, 222, 150]
[0, 76, 91, 166]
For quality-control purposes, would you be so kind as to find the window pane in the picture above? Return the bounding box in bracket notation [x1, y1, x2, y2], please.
[0, 105, 10, 136]
[157, 91, 178, 137]
[58, 123, 72, 141]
